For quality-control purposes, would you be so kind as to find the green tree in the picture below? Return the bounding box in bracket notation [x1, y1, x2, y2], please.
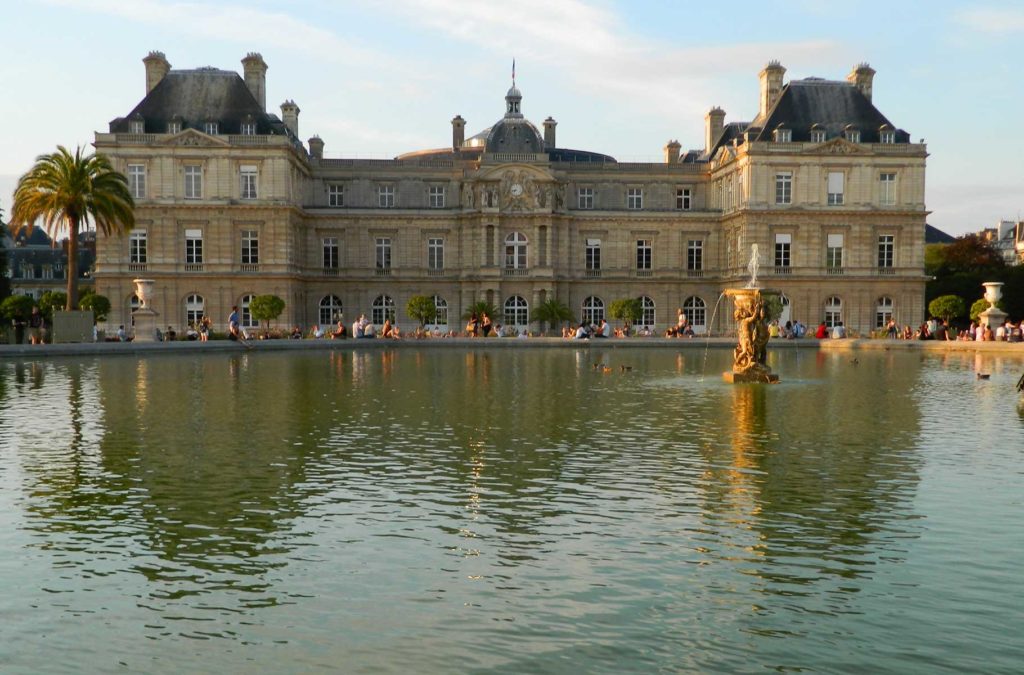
[406, 295, 437, 328]
[937, 234, 1005, 275]
[462, 300, 498, 321]
[764, 294, 784, 322]
[609, 298, 643, 331]
[38, 290, 67, 320]
[970, 297, 1003, 323]
[79, 292, 111, 322]
[1, 295, 34, 323]
[249, 295, 286, 330]
[928, 295, 966, 324]
[533, 298, 574, 335]
[9, 146, 134, 310]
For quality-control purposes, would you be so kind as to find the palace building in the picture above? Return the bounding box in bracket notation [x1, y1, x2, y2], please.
[94, 52, 927, 335]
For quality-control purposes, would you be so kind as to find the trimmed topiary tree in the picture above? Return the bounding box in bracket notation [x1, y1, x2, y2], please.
[970, 297, 1003, 323]
[249, 294, 286, 331]
[928, 295, 966, 324]
[609, 298, 643, 332]
[406, 295, 436, 328]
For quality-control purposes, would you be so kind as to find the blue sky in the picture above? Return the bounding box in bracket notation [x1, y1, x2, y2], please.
[1, 0, 1022, 235]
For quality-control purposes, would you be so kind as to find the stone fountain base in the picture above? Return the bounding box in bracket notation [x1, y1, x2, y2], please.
[723, 367, 779, 384]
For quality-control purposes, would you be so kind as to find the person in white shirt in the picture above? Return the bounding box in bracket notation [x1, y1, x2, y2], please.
[831, 322, 846, 339]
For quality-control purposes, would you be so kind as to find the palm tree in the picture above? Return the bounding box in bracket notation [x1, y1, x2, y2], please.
[10, 146, 134, 310]
[533, 298, 574, 335]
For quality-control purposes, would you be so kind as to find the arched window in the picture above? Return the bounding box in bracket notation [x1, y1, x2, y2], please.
[319, 295, 343, 325]
[504, 295, 529, 327]
[432, 295, 448, 326]
[683, 296, 706, 334]
[641, 296, 656, 328]
[876, 296, 893, 329]
[185, 294, 204, 326]
[504, 232, 528, 269]
[372, 295, 395, 325]
[779, 294, 791, 326]
[825, 296, 842, 328]
[581, 296, 604, 324]
[241, 294, 258, 328]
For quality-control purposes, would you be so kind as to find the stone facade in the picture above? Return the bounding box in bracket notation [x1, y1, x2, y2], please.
[94, 54, 928, 335]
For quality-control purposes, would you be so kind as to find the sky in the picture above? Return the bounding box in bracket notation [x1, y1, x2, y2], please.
[1, 0, 1022, 236]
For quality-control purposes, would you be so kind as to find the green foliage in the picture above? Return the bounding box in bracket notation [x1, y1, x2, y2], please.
[1, 295, 34, 322]
[763, 294, 784, 322]
[406, 295, 436, 327]
[533, 298, 574, 334]
[462, 300, 497, 321]
[938, 234, 1005, 274]
[928, 295, 966, 323]
[970, 298, 1003, 323]
[609, 298, 643, 326]
[38, 290, 67, 319]
[79, 292, 111, 322]
[249, 295, 286, 328]
[924, 244, 948, 277]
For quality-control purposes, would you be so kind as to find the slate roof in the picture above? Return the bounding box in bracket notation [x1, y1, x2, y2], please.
[925, 224, 957, 245]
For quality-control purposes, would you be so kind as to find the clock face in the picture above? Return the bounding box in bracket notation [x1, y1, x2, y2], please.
[511, 183, 523, 196]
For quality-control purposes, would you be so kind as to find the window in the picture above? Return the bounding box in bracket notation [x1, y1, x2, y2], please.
[880, 172, 896, 206]
[505, 232, 528, 269]
[319, 295, 343, 325]
[241, 294, 258, 329]
[429, 186, 445, 208]
[241, 230, 259, 265]
[375, 238, 392, 269]
[185, 229, 203, 265]
[627, 188, 643, 210]
[240, 165, 258, 200]
[775, 233, 792, 268]
[184, 165, 202, 199]
[241, 121, 257, 135]
[878, 234, 895, 268]
[880, 129, 895, 144]
[846, 129, 860, 143]
[578, 187, 594, 209]
[378, 184, 395, 208]
[876, 296, 894, 329]
[774, 128, 792, 143]
[775, 172, 792, 204]
[323, 237, 339, 269]
[581, 296, 604, 325]
[185, 294, 205, 326]
[825, 296, 842, 328]
[641, 296, 656, 327]
[428, 238, 444, 270]
[167, 120, 181, 134]
[372, 295, 395, 325]
[129, 119, 144, 134]
[328, 184, 344, 207]
[432, 295, 448, 326]
[585, 238, 601, 270]
[675, 188, 692, 210]
[504, 295, 529, 327]
[687, 240, 703, 271]
[636, 239, 652, 270]
[41, 265, 53, 280]
[826, 233, 844, 268]
[827, 172, 844, 205]
[129, 231, 147, 264]
[683, 296, 706, 333]
[127, 164, 146, 199]
[810, 128, 826, 143]
[204, 121, 219, 135]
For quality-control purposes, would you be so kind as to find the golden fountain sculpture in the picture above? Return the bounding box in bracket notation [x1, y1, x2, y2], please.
[723, 245, 780, 384]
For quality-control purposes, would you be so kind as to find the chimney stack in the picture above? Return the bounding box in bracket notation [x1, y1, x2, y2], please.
[308, 135, 324, 160]
[758, 61, 786, 119]
[847, 63, 875, 102]
[451, 115, 465, 150]
[143, 51, 170, 94]
[664, 139, 681, 164]
[705, 107, 726, 154]
[281, 100, 300, 137]
[543, 117, 557, 149]
[241, 52, 268, 111]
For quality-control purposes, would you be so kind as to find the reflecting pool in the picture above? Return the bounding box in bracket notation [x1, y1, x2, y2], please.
[0, 348, 1021, 673]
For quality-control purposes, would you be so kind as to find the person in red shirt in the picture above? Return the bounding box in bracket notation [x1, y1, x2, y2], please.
[815, 322, 828, 339]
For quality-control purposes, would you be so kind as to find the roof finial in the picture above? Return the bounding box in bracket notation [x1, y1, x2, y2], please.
[512, 58, 516, 87]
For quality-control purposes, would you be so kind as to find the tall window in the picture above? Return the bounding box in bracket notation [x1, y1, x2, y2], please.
[627, 188, 643, 210]
[328, 184, 344, 207]
[323, 237, 339, 269]
[775, 233, 792, 268]
[428, 238, 444, 270]
[504, 295, 529, 327]
[319, 295, 343, 325]
[878, 234, 895, 268]
[585, 238, 601, 270]
[375, 238, 392, 269]
[827, 172, 845, 205]
[241, 294, 258, 328]
[432, 295, 448, 326]
[185, 229, 203, 265]
[129, 231, 147, 264]
[687, 239, 703, 271]
[127, 164, 146, 199]
[378, 184, 395, 208]
[240, 165, 258, 200]
[185, 294, 205, 326]
[826, 233, 844, 268]
[636, 239, 652, 270]
[825, 296, 842, 328]
[675, 188, 692, 210]
[581, 296, 604, 324]
[429, 186, 445, 208]
[184, 165, 202, 199]
[880, 173, 896, 206]
[578, 187, 594, 209]
[683, 296, 706, 333]
[876, 296, 894, 329]
[775, 172, 792, 204]
[641, 296, 656, 327]
[372, 295, 395, 325]
[505, 232, 527, 269]
[241, 230, 259, 265]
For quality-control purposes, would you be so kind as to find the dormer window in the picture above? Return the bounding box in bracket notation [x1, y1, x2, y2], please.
[810, 126, 826, 143]
[879, 126, 895, 144]
[241, 116, 257, 135]
[167, 120, 181, 134]
[204, 121, 219, 135]
[129, 117, 144, 134]
[773, 127, 792, 143]
[844, 126, 860, 143]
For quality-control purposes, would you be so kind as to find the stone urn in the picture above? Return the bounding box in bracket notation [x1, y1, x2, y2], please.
[131, 278, 159, 342]
[983, 282, 1004, 308]
[979, 282, 1007, 329]
[133, 278, 155, 309]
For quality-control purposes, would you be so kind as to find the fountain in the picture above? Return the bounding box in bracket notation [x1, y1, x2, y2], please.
[723, 244, 780, 384]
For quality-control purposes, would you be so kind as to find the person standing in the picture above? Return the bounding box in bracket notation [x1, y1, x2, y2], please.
[481, 313, 493, 337]
[28, 306, 45, 345]
[228, 305, 249, 346]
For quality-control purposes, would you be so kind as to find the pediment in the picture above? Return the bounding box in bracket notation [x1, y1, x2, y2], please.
[165, 129, 229, 147]
[814, 138, 866, 155]
[470, 165, 559, 212]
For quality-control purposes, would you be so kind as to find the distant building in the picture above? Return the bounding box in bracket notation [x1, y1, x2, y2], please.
[976, 220, 1023, 264]
[1, 226, 95, 300]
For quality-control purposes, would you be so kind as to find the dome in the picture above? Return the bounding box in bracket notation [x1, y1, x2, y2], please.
[506, 85, 522, 99]
[485, 117, 545, 153]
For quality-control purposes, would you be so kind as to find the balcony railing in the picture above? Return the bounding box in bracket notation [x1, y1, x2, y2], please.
[825, 267, 844, 276]
[774, 266, 793, 275]
[375, 268, 392, 277]
[240, 263, 260, 273]
[427, 268, 446, 277]
[687, 269, 704, 278]
[585, 269, 602, 278]
[184, 263, 204, 272]
[128, 263, 147, 273]
[322, 268, 340, 277]
[876, 267, 895, 276]
[503, 268, 528, 277]
[635, 269, 653, 278]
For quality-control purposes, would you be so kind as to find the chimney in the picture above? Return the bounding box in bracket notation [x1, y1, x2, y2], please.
[451, 115, 465, 150]
[143, 51, 170, 94]
[758, 60, 786, 119]
[664, 139, 681, 164]
[241, 52, 268, 111]
[847, 62, 876, 102]
[281, 100, 300, 137]
[543, 116, 557, 149]
[308, 135, 324, 160]
[705, 106, 726, 154]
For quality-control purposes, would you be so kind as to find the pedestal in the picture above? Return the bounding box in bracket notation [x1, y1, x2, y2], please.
[132, 308, 159, 343]
[979, 307, 1007, 330]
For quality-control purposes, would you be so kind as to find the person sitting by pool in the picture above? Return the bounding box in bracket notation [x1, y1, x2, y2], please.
[595, 318, 610, 338]
[381, 318, 395, 338]
[574, 322, 589, 339]
[664, 326, 678, 338]
[309, 324, 325, 339]
[290, 325, 302, 339]
[185, 323, 199, 340]
[815, 322, 828, 339]
[165, 325, 177, 342]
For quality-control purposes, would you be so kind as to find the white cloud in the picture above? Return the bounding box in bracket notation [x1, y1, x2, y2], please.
[955, 7, 1024, 34]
